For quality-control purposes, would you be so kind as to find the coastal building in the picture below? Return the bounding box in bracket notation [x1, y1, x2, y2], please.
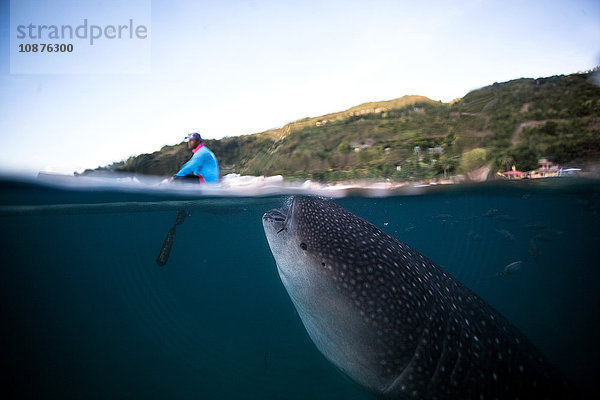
[529, 158, 559, 178]
[428, 146, 444, 156]
[497, 159, 568, 180]
[414, 146, 423, 161]
[501, 166, 525, 180]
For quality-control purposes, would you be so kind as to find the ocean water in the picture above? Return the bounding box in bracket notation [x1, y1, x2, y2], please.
[0, 175, 598, 399]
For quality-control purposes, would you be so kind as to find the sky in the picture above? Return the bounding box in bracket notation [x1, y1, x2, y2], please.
[0, 0, 599, 175]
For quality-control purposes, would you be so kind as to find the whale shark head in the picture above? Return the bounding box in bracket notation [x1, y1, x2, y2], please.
[262, 196, 351, 292]
[262, 196, 426, 394]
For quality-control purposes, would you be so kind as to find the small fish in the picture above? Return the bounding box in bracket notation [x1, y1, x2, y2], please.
[432, 214, 453, 220]
[404, 225, 415, 233]
[496, 214, 516, 222]
[467, 231, 481, 242]
[497, 261, 524, 277]
[529, 238, 539, 263]
[383, 222, 389, 226]
[494, 228, 515, 241]
[534, 230, 563, 242]
[484, 209, 499, 217]
[524, 223, 549, 231]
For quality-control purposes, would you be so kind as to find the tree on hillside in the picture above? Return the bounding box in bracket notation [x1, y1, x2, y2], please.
[337, 140, 351, 153]
[436, 155, 458, 178]
[459, 148, 487, 172]
[498, 154, 515, 172]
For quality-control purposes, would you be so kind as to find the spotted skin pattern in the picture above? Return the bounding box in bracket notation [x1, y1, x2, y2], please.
[262, 197, 576, 399]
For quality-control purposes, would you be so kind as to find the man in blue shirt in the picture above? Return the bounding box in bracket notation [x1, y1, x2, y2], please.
[173, 132, 219, 184]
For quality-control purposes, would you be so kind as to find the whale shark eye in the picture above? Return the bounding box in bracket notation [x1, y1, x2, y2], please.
[321, 262, 325, 267]
[300, 242, 307, 250]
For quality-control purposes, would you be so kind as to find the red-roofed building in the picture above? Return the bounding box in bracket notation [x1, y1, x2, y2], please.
[501, 169, 525, 180]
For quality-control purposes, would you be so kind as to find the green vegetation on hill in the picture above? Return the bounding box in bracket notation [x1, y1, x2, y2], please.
[86, 70, 600, 181]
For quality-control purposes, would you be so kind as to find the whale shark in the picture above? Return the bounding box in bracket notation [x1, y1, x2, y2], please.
[262, 196, 576, 399]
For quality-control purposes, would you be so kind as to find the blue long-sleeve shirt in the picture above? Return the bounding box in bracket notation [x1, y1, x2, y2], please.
[175, 143, 219, 183]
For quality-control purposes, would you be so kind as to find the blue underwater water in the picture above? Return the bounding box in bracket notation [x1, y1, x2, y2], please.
[0, 176, 599, 399]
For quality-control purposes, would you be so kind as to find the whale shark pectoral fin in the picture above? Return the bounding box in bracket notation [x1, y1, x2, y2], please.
[330, 364, 377, 396]
[382, 373, 407, 398]
[382, 346, 421, 398]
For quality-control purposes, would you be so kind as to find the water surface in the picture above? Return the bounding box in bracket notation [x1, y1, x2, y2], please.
[1, 176, 598, 398]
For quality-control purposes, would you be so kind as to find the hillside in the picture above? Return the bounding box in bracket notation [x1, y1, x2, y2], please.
[86, 70, 600, 181]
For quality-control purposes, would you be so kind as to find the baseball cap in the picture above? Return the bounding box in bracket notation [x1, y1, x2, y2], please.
[184, 132, 202, 141]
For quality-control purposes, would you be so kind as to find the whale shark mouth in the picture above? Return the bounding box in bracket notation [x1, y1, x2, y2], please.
[263, 198, 294, 234]
[265, 207, 288, 222]
[263, 204, 290, 233]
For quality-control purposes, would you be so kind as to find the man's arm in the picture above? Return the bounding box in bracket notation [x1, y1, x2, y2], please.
[175, 156, 198, 177]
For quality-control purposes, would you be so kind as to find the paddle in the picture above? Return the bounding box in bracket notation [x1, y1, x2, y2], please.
[156, 209, 190, 266]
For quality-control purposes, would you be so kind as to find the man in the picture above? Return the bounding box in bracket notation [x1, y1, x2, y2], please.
[172, 132, 219, 184]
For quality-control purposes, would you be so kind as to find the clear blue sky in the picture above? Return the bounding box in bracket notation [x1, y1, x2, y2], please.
[1, 0, 599, 174]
